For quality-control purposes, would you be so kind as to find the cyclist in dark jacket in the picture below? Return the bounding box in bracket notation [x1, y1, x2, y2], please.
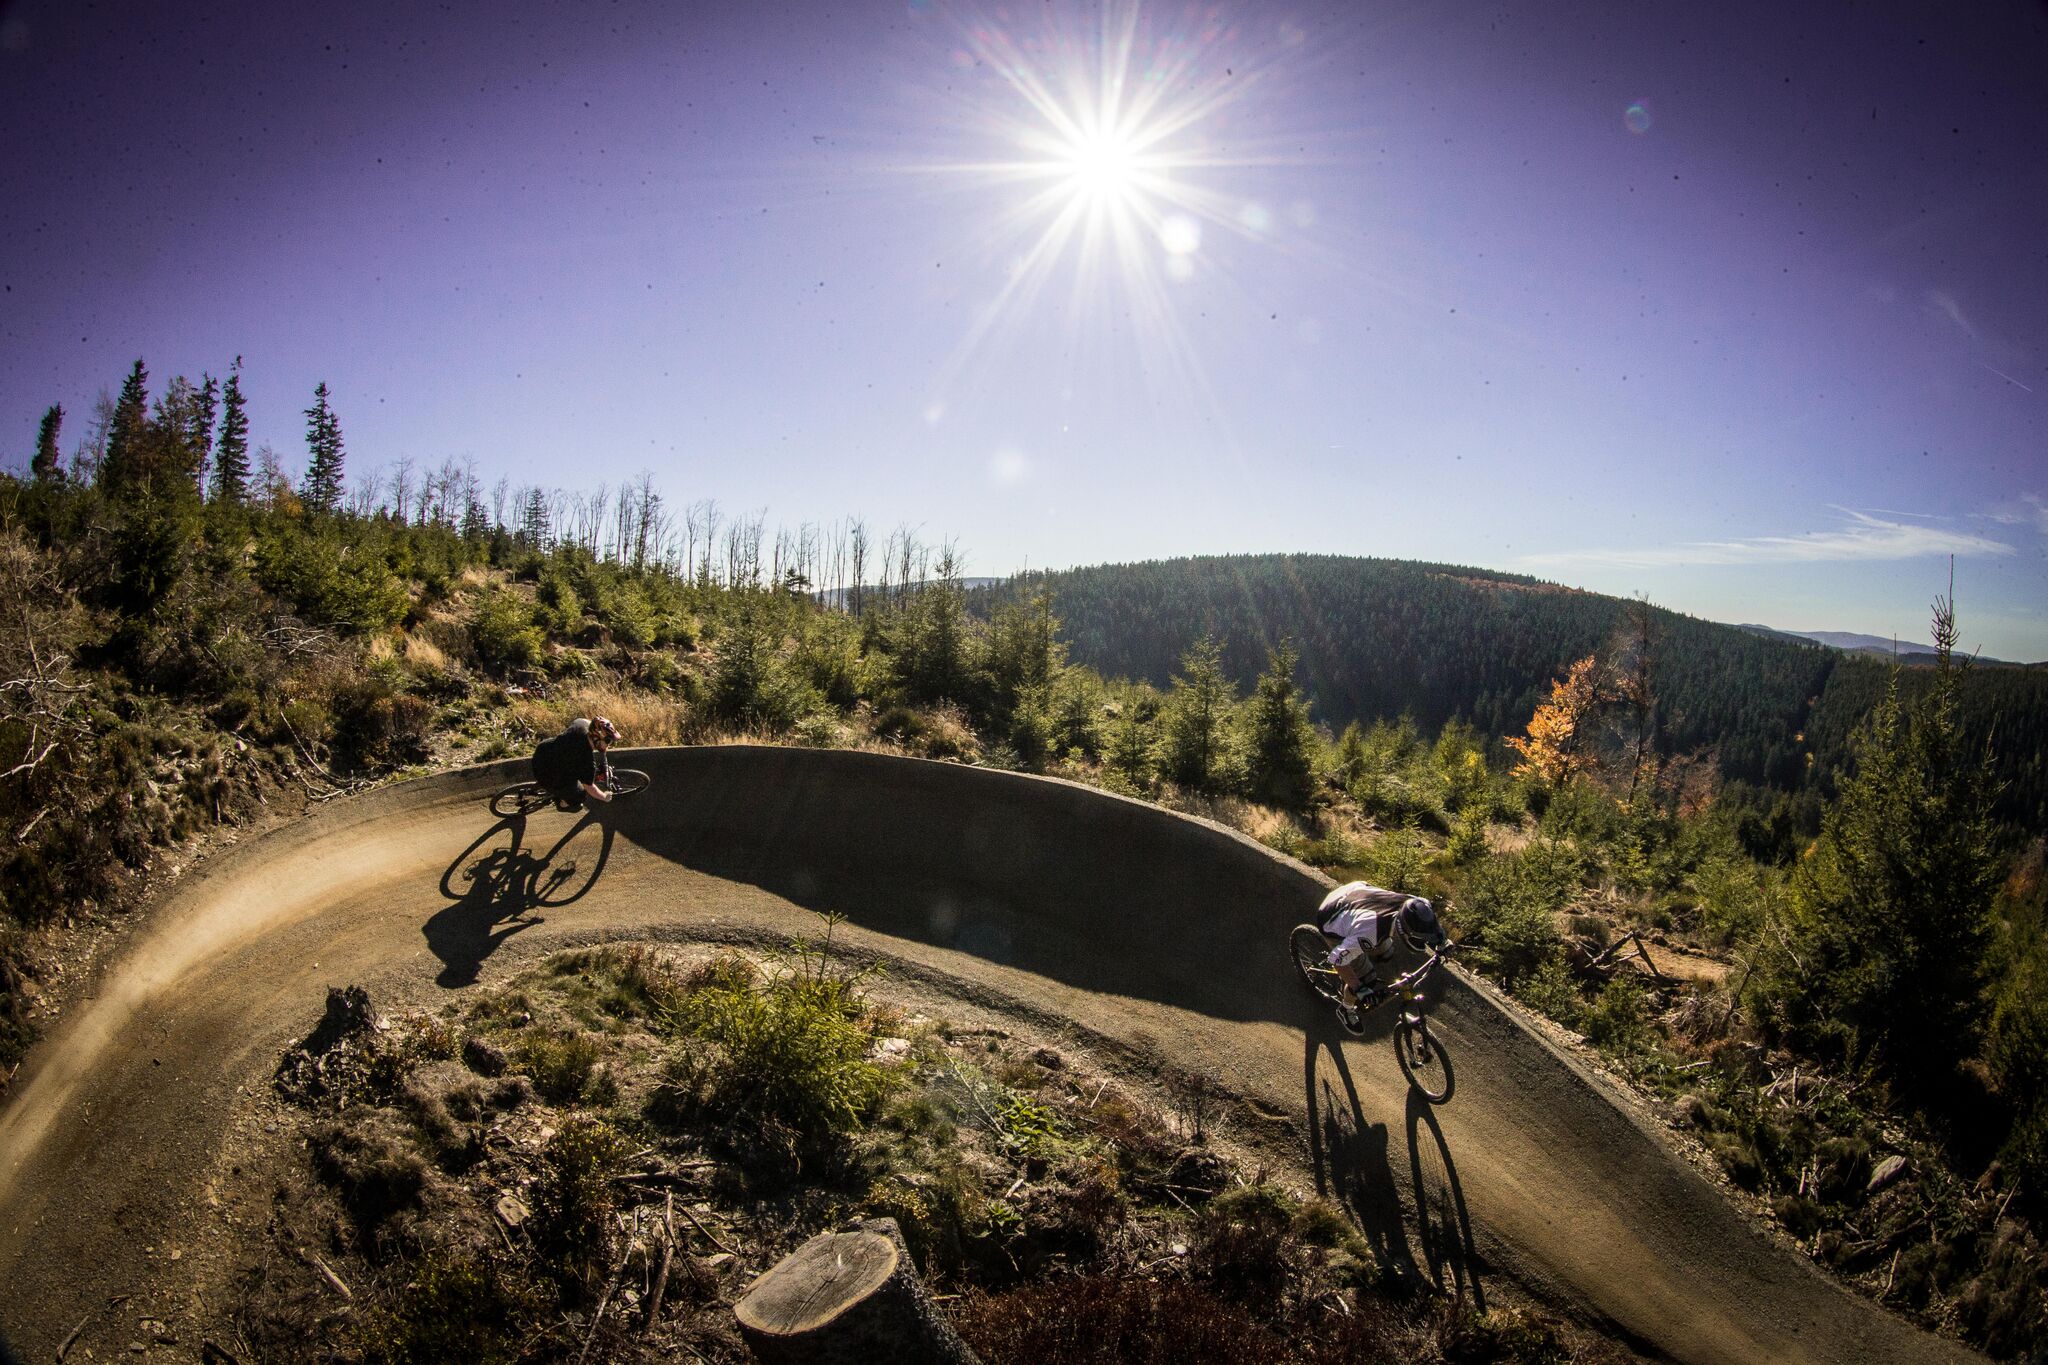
[531, 717, 620, 810]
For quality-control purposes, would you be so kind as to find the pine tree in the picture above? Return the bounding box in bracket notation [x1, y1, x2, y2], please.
[212, 358, 250, 504]
[152, 376, 202, 487]
[1160, 636, 1235, 793]
[1105, 701, 1154, 791]
[1245, 639, 1315, 810]
[100, 359, 150, 494]
[1764, 594, 2001, 1098]
[31, 404, 63, 483]
[302, 381, 345, 513]
[518, 486, 549, 548]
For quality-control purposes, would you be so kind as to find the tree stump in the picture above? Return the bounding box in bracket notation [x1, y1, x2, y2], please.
[734, 1217, 980, 1365]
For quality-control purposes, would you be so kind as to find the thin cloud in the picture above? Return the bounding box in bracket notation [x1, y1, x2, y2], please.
[1924, 288, 1977, 341]
[1521, 510, 2014, 570]
[1977, 494, 2048, 533]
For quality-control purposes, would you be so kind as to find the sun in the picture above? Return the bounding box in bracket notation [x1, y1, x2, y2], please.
[1061, 124, 1146, 209]
[913, 1, 1304, 402]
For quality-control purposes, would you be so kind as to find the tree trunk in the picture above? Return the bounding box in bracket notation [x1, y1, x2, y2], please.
[734, 1217, 980, 1365]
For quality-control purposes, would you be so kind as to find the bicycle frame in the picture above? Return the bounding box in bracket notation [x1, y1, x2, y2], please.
[1386, 948, 1450, 1023]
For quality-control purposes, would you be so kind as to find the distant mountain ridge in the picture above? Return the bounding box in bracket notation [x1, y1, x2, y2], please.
[1734, 624, 2022, 666]
[973, 554, 2046, 830]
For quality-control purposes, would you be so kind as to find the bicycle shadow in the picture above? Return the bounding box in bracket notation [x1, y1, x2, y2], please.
[1302, 1028, 1425, 1289]
[1406, 1086, 1485, 1309]
[424, 812, 614, 986]
[1301, 1026, 1486, 1308]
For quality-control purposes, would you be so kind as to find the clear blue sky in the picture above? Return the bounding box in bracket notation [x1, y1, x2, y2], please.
[3, 0, 2045, 658]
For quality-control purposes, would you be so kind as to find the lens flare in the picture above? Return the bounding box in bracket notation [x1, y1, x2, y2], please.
[1624, 101, 1653, 133]
[910, 0, 1315, 407]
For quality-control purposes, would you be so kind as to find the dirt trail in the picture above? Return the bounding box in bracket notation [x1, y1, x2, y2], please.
[0, 748, 1975, 1363]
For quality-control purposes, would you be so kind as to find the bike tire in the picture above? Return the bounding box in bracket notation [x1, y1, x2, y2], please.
[1291, 924, 1345, 1005]
[1395, 1018, 1455, 1103]
[489, 782, 553, 818]
[605, 767, 650, 798]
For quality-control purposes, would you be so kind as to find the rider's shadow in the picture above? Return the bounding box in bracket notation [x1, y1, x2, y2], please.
[424, 813, 614, 987]
[1302, 1030, 1425, 1289]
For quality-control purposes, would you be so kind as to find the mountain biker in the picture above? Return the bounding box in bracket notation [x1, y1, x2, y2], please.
[530, 716, 621, 811]
[1317, 881, 1444, 1034]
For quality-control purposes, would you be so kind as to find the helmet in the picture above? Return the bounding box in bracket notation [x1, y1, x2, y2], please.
[590, 716, 620, 744]
[1398, 897, 1444, 952]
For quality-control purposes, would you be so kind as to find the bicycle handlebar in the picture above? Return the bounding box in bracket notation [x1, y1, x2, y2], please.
[1390, 940, 1459, 993]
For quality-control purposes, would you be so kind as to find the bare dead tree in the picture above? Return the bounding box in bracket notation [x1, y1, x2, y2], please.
[825, 519, 849, 607]
[345, 466, 380, 518]
[1606, 596, 1661, 805]
[628, 471, 662, 571]
[388, 456, 417, 523]
[254, 443, 289, 510]
[848, 518, 869, 616]
[70, 390, 115, 484]
[722, 508, 766, 589]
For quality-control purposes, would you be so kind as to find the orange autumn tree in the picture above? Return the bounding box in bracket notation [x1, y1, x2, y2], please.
[1505, 654, 1602, 784]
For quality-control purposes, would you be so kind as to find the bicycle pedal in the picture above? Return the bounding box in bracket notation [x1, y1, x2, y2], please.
[1335, 1003, 1367, 1036]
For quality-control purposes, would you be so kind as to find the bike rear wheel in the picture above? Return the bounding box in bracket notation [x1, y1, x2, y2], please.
[489, 782, 553, 818]
[604, 767, 650, 797]
[1395, 1018, 1455, 1103]
[1291, 924, 1345, 1005]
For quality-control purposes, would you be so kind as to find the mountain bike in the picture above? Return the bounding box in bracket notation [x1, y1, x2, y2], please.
[1290, 924, 1459, 1103]
[488, 766, 650, 818]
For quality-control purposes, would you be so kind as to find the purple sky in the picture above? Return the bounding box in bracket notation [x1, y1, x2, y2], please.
[4, 0, 2045, 658]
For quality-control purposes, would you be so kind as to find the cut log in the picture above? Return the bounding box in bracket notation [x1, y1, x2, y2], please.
[734, 1217, 980, 1365]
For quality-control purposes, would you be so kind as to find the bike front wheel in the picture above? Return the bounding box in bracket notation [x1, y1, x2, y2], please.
[1395, 1018, 1455, 1103]
[489, 782, 553, 818]
[1291, 924, 1345, 1005]
[603, 767, 650, 798]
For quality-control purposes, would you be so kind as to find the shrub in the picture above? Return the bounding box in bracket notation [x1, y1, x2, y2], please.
[1446, 804, 1489, 865]
[514, 1029, 605, 1105]
[328, 678, 433, 773]
[1195, 1184, 1298, 1303]
[1583, 975, 1652, 1056]
[707, 597, 820, 733]
[680, 971, 884, 1150]
[1517, 954, 1584, 1029]
[530, 1117, 631, 1302]
[358, 1250, 543, 1365]
[1459, 847, 1571, 988]
[1359, 821, 1431, 892]
[307, 1117, 429, 1232]
[471, 589, 544, 672]
[1690, 855, 1770, 946]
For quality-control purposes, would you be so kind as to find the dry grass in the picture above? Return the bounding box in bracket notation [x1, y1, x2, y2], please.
[511, 683, 689, 747]
[1489, 822, 1537, 855]
[1166, 791, 1294, 843]
[403, 633, 450, 672]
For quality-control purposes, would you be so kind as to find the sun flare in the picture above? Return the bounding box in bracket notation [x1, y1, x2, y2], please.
[915, 1, 1309, 407]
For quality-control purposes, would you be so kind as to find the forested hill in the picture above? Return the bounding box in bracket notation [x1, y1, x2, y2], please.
[981, 554, 2048, 829]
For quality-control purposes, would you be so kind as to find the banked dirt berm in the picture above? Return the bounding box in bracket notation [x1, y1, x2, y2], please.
[0, 747, 1977, 1363]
